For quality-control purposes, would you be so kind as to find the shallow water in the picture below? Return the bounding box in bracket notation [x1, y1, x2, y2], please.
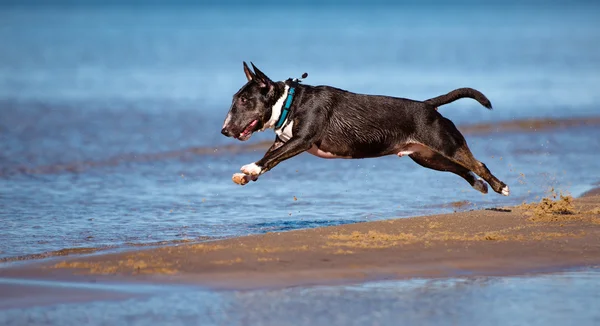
[2, 125, 600, 260]
[1, 269, 600, 325]
[1, 2, 600, 259]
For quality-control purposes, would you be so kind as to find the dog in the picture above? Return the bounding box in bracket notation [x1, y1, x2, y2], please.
[221, 62, 509, 196]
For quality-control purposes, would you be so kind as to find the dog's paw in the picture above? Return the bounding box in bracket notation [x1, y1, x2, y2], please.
[232, 173, 250, 185]
[232, 173, 258, 185]
[240, 163, 262, 176]
[501, 185, 510, 196]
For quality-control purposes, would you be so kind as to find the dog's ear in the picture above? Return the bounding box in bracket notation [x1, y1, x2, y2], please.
[250, 62, 273, 89]
[243, 61, 255, 82]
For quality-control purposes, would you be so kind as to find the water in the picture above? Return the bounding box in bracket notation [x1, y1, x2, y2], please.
[1, 2, 600, 259]
[1, 269, 600, 325]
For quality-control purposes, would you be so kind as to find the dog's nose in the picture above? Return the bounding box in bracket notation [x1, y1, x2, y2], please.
[221, 127, 231, 137]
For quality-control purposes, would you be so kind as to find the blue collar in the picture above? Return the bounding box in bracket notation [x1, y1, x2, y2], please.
[275, 85, 296, 129]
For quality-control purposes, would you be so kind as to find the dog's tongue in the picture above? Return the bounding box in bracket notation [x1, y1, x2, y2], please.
[239, 120, 258, 139]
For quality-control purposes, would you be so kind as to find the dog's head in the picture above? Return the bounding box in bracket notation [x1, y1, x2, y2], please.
[221, 62, 281, 141]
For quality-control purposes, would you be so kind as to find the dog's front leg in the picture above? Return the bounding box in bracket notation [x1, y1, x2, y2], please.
[232, 137, 285, 185]
[241, 137, 312, 177]
[234, 115, 324, 185]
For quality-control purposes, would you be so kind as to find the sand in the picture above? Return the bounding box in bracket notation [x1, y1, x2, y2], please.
[1, 192, 599, 290]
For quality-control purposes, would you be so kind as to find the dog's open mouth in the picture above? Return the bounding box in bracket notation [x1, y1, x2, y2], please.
[236, 119, 259, 141]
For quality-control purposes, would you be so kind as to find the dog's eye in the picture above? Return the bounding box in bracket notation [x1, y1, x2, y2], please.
[240, 97, 247, 103]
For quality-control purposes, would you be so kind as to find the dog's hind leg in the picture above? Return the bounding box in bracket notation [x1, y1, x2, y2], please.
[450, 145, 509, 196]
[408, 148, 488, 194]
[415, 115, 509, 196]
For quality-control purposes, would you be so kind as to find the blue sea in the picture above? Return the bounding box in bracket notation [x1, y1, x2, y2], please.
[1, 1, 599, 261]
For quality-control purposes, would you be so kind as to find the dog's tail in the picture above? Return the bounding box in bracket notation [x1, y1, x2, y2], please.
[425, 88, 492, 110]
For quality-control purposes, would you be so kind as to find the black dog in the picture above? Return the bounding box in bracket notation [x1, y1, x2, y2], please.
[221, 62, 509, 196]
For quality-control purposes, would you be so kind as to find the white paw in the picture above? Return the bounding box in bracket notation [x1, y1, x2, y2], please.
[232, 173, 258, 185]
[501, 185, 510, 196]
[240, 163, 262, 176]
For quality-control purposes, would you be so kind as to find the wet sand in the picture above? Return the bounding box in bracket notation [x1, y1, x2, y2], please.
[1, 192, 599, 292]
[0, 280, 136, 310]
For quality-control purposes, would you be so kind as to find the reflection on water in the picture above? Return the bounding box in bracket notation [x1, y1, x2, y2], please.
[1, 270, 599, 325]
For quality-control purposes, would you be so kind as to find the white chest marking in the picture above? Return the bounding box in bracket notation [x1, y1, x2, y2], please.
[275, 121, 294, 142]
[261, 85, 290, 131]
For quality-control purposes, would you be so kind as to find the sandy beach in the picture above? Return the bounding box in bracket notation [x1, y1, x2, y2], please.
[2, 191, 599, 292]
